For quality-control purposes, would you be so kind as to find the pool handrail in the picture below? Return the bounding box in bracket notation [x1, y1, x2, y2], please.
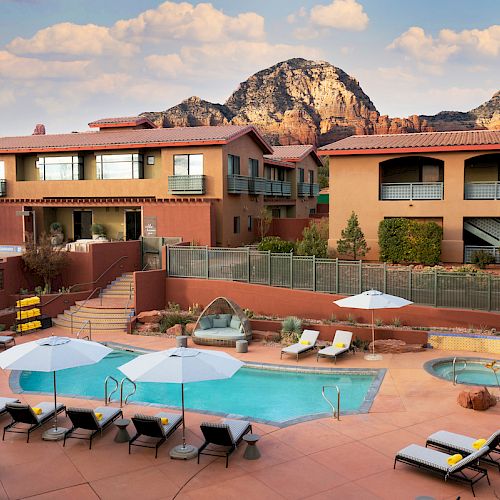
[119, 377, 137, 407]
[322, 385, 340, 420]
[452, 357, 468, 385]
[104, 375, 119, 405]
[75, 319, 92, 341]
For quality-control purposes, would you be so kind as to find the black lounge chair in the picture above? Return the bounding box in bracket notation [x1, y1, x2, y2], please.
[394, 443, 491, 497]
[3, 401, 65, 442]
[0, 397, 20, 417]
[426, 429, 500, 471]
[64, 406, 123, 449]
[198, 419, 252, 468]
[129, 412, 183, 458]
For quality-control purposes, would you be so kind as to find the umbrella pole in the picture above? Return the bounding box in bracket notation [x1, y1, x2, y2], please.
[170, 382, 197, 459]
[53, 371, 58, 430]
[42, 371, 67, 440]
[371, 310, 375, 356]
[181, 382, 186, 448]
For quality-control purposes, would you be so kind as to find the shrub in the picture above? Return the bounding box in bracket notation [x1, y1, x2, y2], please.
[281, 316, 302, 344]
[49, 222, 63, 234]
[374, 318, 384, 327]
[336, 212, 369, 260]
[346, 314, 357, 325]
[0, 324, 5, 332]
[257, 236, 295, 253]
[391, 317, 401, 327]
[167, 301, 181, 312]
[90, 223, 106, 236]
[159, 311, 194, 333]
[470, 250, 496, 269]
[296, 219, 328, 258]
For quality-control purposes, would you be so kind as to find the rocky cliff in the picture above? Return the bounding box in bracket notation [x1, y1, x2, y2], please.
[142, 58, 499, 146]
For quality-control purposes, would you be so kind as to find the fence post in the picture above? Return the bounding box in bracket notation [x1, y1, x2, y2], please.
[205, 246, 209, 279]
[289, 251, 293, 289]
[433, 269, 438, 307]
[335, 258, 339, 294]
[267, 251, 271, 285]
[383, 262, 387, 293]
[312, 254, 316, 292]
[246, 247, 251, 283]
[165, 245, 169, 276]
[408, 266, 412, 301]
[358, 260, 363, 293]
[488, 273, 492, 311]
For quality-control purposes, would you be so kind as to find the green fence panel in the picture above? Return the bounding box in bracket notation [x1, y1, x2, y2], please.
[491, 278, 500, 311]
[361, 264, 384, 292]
[270, 253, 291, 287]
[386, 268, 412, 300]
[168, 246, 206, 278]
[436, 273, 490, 310]
[292, 256, 314, 290]
[249, 251, 269, 284]
[315, 259, 337, 293]
[337, 261, 360, 295]
[410, 272, 435, 305]
[208, 248, 247, 281]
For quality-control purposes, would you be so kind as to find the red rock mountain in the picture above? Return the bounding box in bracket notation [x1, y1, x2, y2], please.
[141, 58, 499, 146]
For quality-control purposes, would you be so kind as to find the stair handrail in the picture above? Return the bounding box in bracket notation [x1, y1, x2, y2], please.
[452, 357, 468, 385]
[119, 377, 137, 407]
[75, 319, 92, 341]
[322, 385, 340, 420]
[69, 287, 101, 336]
[104, 375, 119, 405]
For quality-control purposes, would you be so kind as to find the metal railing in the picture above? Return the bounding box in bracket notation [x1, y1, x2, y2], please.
[227, 175, 249, 193]
[248, 177, 267, 195]
[168, 175, 206, 195]
[69, 287, 101, 336]
[297, 182, 320, 197]
[322, 385, 340, 420]
[464, 246, 500, 264]
[119, 377, 137, 407]
[75, 319, 92, 340]
[452, 357, 468, 385]
[0, 179, 6, 197]
[265, 180, 292, 197]
[380, 182, 443, 200]
[104, 375, 119, 405]
[464, 181, 500, 200]
[166, 245, 500, 311]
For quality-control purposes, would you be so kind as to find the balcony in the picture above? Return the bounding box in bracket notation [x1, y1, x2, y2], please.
[380, 182, 443, 200]
[248, 177, 267, 195]
[0, 180, 5, 197]
[464, 182, 500, 200]
[227, 175, 249, 194]
[464, 245, 500, 264]
[168, 175, 206, 195]
[297, 182, 319, 197]
[265, 180, 292, 197]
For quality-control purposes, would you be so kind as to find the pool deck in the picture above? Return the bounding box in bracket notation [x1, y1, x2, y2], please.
[0, 327, 498, 500]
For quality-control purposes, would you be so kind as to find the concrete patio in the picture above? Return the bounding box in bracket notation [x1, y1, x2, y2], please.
[0, 327, 498, 499]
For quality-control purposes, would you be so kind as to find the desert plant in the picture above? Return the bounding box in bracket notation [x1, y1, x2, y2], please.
[49, 222, 63, 234]
[257, 236, 295, 253]
[243, 308, 254, 318]
[470, 250, 496, 269]
[0, 324, 5, 332]
[391, 317, 401, 328]
[374, 318, 384, 327]
[336, 212, 369, 260]
[188, 303, 201, 316]
[167, 301, 181, 312]
[159, 311, 194, 333]
[296, 219, 328, 258]
[257, 207, 273, 241]
[346, 313, 357, 325]
[330, 313, 337, 323]
[281, 316, 302, 344]
[19, 288, 28, 295]
[90, 223, 106, 236]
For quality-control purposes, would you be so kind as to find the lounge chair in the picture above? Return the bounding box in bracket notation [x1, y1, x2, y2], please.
[317, 330, 353, 363]
[426, 429, 500, 471]
[0, 397, 20, 417]
[198, 419, 252, 468]
[64, 406, 123, 449]
[129, 412, 183, 458]
[3, 401, 65, 442]
[280, 329, 320, 361]
[0, 336, 15, 350]
[394, 443, 491, 497]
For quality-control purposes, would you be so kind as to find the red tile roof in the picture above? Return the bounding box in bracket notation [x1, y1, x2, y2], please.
[319, 130, 500, 155]
[88, 116, 156, 129]
[264, 145, 323, 166]
[0, 125, 273, 154]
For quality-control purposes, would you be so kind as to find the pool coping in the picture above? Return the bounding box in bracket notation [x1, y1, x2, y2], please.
[423, 356, 500, 388]
[8, 341, 387, 428]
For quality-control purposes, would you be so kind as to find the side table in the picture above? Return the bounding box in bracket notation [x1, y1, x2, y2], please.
[242, 433, 261, 460]
[114, 418, 131, 443]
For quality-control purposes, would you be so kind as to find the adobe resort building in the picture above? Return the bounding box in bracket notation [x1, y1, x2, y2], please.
[0, 118, 320, 248]
[320, 130, 500, 263]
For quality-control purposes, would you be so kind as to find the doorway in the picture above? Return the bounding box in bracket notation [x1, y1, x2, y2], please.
[73, 210, 92, 240]
[125, 210, 141, 240]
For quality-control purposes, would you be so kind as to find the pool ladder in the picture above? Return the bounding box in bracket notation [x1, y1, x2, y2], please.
[104, 375, 137, 407]
[452, 357, 468, 385]
[322, 385, 340, 420]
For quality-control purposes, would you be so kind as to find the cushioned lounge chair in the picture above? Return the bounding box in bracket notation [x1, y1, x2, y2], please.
[198, 419, 252, 468]
[129, 412, 183, 458]
[317, 330, 353, 363]
[3, 401, 65, 442]
[0, 336, 15, 350]
[281, 329, 320, 361]
[0, 397, 20, 416]
[64, 406, 123, 449]
[426, 429, 500, 471]
[394, 443, 491, 497]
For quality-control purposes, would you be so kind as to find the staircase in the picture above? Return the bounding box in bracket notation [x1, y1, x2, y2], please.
[52, 273, 134, 333]
[464, 218, 500, 246]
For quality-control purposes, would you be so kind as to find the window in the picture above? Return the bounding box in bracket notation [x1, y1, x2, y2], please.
[247, 215, 253, 231]
[0, 269, 3, 290]
[233, 216, 240, 234]
[147, 156, 155, 165]
[96, 153, 143, 179]
[0, 160, 4, 179]
[249, 158, 259, 177]
[36, 156, 83, 180]
[173, 154, 203, 175]
[271, 208, 281, 218]
[309, 208, 316, 216]
[309, 170, 314, 184]
[298, 168, 305, 183]
[228, 154, 240, 175]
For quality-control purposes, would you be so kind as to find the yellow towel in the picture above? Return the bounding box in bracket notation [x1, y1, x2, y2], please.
[32, 407, 42, 415]
[161, 417, 169, 425]
[334, 343, 345, 348]
[299, 340, 310, 346]
[473, 438, 487, 449]
[94, 412, 103, 421]
[447, 454, 463, 465]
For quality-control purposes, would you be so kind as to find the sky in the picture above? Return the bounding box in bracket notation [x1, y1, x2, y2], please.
[0, 0, 499, 136]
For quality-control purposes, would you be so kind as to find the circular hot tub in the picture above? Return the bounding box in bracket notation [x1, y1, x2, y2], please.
[424, 357, 499, 387]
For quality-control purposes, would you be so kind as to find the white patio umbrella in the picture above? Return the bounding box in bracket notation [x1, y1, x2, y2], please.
[118, 346, 244, 459]
[334, 290, 412, 361]
[0, 336, 112, 440]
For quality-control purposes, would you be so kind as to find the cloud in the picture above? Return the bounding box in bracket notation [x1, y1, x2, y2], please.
[0, 88, 15, 107]
[309, 0, 369, 31]
[7, 22, 137, 57]
[377, 66, 423, 84]
[440, 25, 500, 57]
[112, 1, 265, 43]
[145, 54, 187, 78]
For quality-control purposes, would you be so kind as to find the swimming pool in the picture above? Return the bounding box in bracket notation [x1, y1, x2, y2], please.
[11, 348, 385, 425]
[424, 357, 500, 387]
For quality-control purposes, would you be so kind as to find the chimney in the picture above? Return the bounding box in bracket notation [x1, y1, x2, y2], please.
[32, 124, 46, 135]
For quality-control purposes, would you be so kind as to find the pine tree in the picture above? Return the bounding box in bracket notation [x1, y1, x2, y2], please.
[336, 212, 369, 260]
[296, 219, 328, 258]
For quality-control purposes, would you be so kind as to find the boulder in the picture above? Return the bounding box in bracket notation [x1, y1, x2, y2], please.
[136, 323, 159, 334]
[137, 310, 162, 324]
[457, 386, 497, 411]
[184, 322, 197, 335]
[368, 339, 425, 353]
[166, 324, 183, 336]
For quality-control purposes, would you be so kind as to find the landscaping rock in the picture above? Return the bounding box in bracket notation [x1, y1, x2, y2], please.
[166, 324, 183, 336]
[136, 323, 160, 334]
[137, 310, 162, 324]
[368, 339, 425, 353]
[184, 322, 197, 335]
[457, 386, 497, 411]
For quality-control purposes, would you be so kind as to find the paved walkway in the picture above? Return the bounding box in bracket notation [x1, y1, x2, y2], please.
[0, 328, 498, 499]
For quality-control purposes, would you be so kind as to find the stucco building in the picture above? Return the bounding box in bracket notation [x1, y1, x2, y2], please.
[319, 130, 500, 263]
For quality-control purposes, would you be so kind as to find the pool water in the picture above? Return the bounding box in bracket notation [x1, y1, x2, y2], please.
[15, 350, 383, 425]
[429, 358, 500, 387]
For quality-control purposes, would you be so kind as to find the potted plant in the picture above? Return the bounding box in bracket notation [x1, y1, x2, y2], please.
[91, 223, 107, 240]
[49, 221, 64, 245]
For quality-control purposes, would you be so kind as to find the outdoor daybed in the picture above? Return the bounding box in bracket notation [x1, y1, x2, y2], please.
[192, 297, 252, 347]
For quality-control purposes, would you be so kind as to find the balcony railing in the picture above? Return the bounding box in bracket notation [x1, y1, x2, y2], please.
[248, 177, 267, 195]
[464, 245, 500, 264]
[265, 180, 292, 197]
[227, 175, 250, 194]
[298, 182, 320, 197]
[380, 182, 443, 200]
[464, 182, 500, 200]
[0, 179, 5, 197]
[168, 175, 206, 195]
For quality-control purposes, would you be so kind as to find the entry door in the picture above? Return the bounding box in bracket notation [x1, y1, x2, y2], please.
[125, 211, 141, 240]
[74, 211, 92, 240]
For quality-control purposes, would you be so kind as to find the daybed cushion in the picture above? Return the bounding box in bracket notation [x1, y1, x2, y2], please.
[230, 317, 241, 330]
[220, 314, 232, 325]
[194, 327, 245, 341]
[199, 317, 212, 330]
[213, 317, 228, 328]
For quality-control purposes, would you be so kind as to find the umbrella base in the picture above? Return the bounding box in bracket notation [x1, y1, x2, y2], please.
[364, 353, 383, 361]
[42, 427, 68, 441]
[170, 444, 198, 460]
